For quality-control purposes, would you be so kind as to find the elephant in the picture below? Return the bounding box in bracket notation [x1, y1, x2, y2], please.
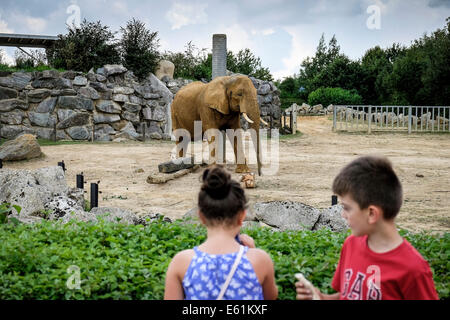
[171, 75, 268, 175]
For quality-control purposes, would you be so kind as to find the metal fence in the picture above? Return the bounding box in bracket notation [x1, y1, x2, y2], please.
[332, 105, 450, 134]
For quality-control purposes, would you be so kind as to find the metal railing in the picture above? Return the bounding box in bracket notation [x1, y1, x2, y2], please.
[332, 105, 450, 134]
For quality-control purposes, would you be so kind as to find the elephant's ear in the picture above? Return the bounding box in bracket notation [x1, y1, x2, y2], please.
[203, 78, 230, 115]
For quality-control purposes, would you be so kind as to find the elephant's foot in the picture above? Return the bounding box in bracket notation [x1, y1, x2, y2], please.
[235, 164, 250, 173]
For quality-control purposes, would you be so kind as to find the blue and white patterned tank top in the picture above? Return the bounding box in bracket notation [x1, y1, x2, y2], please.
[182, 246, 264, 300]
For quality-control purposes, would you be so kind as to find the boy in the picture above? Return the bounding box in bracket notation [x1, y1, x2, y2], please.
[296, 156, 438, 300]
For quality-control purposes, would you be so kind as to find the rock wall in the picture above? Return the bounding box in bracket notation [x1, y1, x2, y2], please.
[0, 65, 173, 142]
[0, 66, 282, 142]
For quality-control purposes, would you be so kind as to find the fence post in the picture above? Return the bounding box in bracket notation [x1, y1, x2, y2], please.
[408, 106, 412, 134]
[368, 105, 372, 134]
[332, 105, 337, 132]
[90, 183, 99, 209]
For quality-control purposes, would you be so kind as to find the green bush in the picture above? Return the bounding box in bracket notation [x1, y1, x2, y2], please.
[119, 18, 160, 80]
[47, 19, 121, 72]
[308, 87, 363, 107]
[0, 216, 448, 300]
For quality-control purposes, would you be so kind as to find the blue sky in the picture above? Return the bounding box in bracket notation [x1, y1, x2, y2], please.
[0, 0, 449, 80]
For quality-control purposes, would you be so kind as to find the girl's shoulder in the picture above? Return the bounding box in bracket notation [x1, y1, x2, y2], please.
[245, 248, 273, 264]
[170, 249, 196, 276]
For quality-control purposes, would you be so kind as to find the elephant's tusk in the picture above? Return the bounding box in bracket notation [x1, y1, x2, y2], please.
[242, 113, 254, 124]
[260, 118, 269, 126]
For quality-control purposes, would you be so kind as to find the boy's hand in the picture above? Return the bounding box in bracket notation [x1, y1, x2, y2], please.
[295, 281, 321, 300]
[238, 234, 255, 248]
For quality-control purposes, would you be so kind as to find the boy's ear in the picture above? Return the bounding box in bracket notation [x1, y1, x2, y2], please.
[367, 205, 382, 224]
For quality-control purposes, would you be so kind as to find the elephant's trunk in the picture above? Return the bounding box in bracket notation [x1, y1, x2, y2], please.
[241, 99, 262, 176]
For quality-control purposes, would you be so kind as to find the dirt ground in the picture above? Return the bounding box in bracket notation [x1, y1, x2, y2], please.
[5, 116, 450, 233]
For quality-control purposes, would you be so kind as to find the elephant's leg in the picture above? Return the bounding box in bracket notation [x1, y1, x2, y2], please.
[226, 128, 250, 173]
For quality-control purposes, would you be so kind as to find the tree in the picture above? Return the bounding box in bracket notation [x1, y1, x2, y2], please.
[227, 48, 273, 81]
[47, 19, 120, 72]
[119, 18, 160, 79]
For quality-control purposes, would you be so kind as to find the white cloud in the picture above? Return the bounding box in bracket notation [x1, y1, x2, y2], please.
[251, 28, 275, 36]
[272, 27, 316, 81]
[23, 16, 47, 33]
[0, 18, 14, 33]
[218, 23, 253, 53]
[166, 2, 208, 30]
[0, 49, 15, 66]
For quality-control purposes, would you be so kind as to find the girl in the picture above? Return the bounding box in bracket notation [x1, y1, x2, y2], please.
[164, 166, 278, 300]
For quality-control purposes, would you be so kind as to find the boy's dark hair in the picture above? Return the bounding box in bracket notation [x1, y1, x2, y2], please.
[198, 165, 248, 225]
[332, 156, 403, 220]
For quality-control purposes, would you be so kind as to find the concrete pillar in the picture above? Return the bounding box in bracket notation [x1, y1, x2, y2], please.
[212, 34, 227, 79]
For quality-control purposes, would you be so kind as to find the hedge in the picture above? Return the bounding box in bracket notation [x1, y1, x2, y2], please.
[308, 87, 363, 107]
[0, 218, 448, 299]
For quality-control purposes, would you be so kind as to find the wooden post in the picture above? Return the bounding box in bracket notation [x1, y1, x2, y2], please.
[142, 122, 146, 143]
[368, 105, 372, 134]
[53, 122, 57, 142]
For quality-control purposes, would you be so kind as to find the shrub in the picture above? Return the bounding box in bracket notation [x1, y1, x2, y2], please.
[308, 87, 363, 107]
[119, 18, 160, 80]
[47, 19, 121, 72]
[0, 214, 448, 300]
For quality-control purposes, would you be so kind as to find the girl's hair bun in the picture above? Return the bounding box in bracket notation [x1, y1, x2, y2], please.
[202, 167, 231, 200]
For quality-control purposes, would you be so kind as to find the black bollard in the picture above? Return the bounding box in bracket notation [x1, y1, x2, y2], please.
[332, 195, 338, 206]
[76, 173, 84, 189]
[58, 160, 66, 172]
[90, 183, 99, 209]
[0, 159, 2, 169]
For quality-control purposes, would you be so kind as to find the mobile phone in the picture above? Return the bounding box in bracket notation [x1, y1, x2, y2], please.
[235, 234, 242, 244]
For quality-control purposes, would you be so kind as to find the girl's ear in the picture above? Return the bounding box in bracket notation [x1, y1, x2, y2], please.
[198, 210, 207, 225]
[237, 209, 246, 226]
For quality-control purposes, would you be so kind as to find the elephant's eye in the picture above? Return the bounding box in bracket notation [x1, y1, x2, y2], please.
[236, 92, 243, 97]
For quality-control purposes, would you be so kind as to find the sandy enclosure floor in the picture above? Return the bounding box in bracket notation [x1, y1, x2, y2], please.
[5, 116, 450, 233]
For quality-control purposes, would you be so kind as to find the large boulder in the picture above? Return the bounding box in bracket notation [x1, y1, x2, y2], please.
[313, 205, 348, 232]
[155, 60, 175, 80]
[96, 65, 127, 77]
[0, 134, 42, 161]
[253, 201, 321, 231]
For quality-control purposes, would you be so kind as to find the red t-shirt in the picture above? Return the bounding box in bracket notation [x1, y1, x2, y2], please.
[332, 235, 438, 300]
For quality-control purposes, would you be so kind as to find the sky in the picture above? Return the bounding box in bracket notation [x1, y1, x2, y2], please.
[0, 0, 449, 81]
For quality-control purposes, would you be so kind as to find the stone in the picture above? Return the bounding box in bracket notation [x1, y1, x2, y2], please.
[158, 157, 194, 173]
[95, 124, 116, 136]
[96, 65, 127, 77]
[31, 77, 72, 90]
[96, 74, 107, 82]
[51, 88, 77, 96]
[257, 83, 271, 95]
[27, 89, 51, 103]
[110, 120, 129, 131]
[120, 121, 139, 140]
[312, 104, 324, 113]
[29, 112, 56, 127]
[78, 86, 100, 100]
[35, 128, 55, 140]
[155, 60, 175, 80]
[86, 72, 97, 82]
[44, 196, 84, 220]
[58, 96, 94, 111]
[113, 131, 138, 141]
[122, 111, 140, 123]
[112, 94, 129, 103]
[0, 99, 28, 112]
[0, 125, 35, 139]
[113, 86, 134, 95]
[73, 76, 88, 86]
[142, 107, 152, 120]
[66, 126, 90, 140]
[57, 112, 90, 129]
[36, 97, 57, 113]
[0, 134, 42, 161]
[253, 201, 321, 231]
[149, 132, 162, 140]
[94, 113, 121, 124]
[122, 102, 141, 113]
[61, 71, 80, 80]
[0, 72, 31, 90]
[96, 100, 122, 114]
[146, 73, 173, 104]
[129, 95, 142, 105]
[57, 109, 76, 122]
[0, 166, 68, 217]
[0, 110, 24, 125]
[0, 86, 18, 99]
[89, 82, 108, 92]
[312, 205, 348, 232]
[152, 105, 166, 121]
